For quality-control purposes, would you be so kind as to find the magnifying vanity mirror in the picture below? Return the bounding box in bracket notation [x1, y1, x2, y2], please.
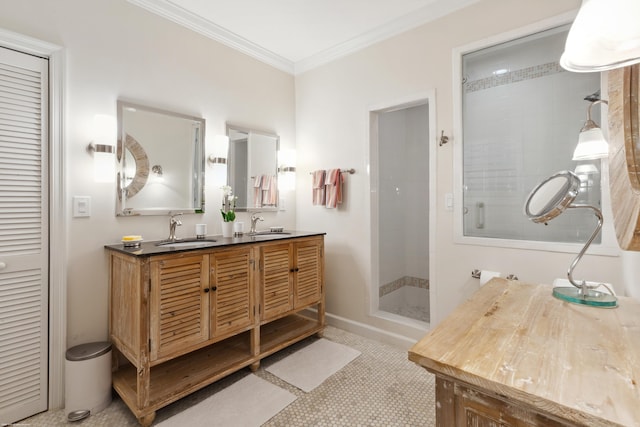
[524, 170, 617, 307]
[226, 124, 279, 211]
[116, 100, 206, 216]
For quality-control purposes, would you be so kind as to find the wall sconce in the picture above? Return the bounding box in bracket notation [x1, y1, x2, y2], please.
[207, 135, 229, 166]
[278, 149, 296, 192]
[87, 114, 116, 183]
[561, 0, 640, 72]
[572, 100, 608, 161]
[151, 164, 164, 182]
[208, 135, 229, 185]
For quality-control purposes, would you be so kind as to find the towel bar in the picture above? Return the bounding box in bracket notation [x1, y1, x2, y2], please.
[309, 169, 355, 175]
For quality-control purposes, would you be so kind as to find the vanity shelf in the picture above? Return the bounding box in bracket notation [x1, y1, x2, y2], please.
[112, 332, 254, 420]
[107, 233, 325, 426]
[259, 313, 323, 357]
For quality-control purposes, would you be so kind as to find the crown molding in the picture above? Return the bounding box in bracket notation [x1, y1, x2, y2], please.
[129, 0, 479, 76]
[295, 0, 480, 74]
[128, 0, 295, 74]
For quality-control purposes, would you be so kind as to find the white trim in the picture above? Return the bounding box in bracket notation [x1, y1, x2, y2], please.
[127, 0, 295, 74]
[48, 48, 66, 410]
[324, 312, 419, 350]
[0, 27, 66, 410]
[129, 0, 479, 75]
[294, 0, 480, 74]
[451, 10, 619, 257]
[367, 90, 439, 327]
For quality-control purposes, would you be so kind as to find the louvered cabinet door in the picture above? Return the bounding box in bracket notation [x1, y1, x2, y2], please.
[293, 239, 323, 309]
[150, 255, 210, 362]
[210, 247, 254, 338]
[260, 243, 294, 322]
[0, 47, 49, 423]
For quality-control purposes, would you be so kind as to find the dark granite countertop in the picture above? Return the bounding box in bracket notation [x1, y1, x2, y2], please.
[105, 230, 325, 257]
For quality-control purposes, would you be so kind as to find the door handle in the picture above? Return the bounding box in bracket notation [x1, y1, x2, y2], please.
[0, 261, 6, 270]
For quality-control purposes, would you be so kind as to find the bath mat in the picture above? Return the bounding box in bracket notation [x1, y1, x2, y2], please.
[156, 374, 296, 427]
[266, 338, 361, 392]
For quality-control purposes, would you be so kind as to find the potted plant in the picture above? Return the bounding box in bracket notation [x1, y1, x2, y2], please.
[220, 185, 237, 237]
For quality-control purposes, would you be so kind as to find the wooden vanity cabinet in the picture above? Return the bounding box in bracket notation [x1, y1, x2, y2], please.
[149, 253, 210, 362]
[409, 278, 640, 427]
[437, 377, 573, 427]
[149, 246, 255, 363]
[108, 234, 324, 426]
[209, 247, 255, 338]
[260, 237, 323, 322]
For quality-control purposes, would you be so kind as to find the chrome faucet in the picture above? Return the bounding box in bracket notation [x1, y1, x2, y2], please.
[168, 213, 183, 241]
[250, 212, 264, 234]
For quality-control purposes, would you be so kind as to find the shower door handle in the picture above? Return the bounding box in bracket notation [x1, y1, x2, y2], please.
[475, 202, 485, 229]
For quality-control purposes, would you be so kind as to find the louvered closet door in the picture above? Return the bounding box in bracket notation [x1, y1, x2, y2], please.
[0, 47, 49, 423]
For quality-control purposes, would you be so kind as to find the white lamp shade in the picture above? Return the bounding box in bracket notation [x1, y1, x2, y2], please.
[572, 127, 608, 160]
[92, 114, 116, 182]
[278, 149, 296, 168]
[560, 0, 640, 72]
[94, 151, 115, 183]
[574, 163, 599, 175]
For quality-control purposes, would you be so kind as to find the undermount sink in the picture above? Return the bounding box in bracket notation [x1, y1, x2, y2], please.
[155, 238, 217, 248]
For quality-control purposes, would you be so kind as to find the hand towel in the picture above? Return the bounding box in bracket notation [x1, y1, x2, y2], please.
[253, 175, 263, 208]
[262, 175, 277, 207]
[312, 170, 326, 206]
[325, 169, 344, 209]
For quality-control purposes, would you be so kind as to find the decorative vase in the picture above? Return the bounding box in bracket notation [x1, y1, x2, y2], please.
[221, 221, 234, 238]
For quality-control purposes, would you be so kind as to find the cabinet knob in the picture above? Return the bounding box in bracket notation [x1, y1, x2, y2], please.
[211, 286, 217, 291]
[204, 288, 210, 293]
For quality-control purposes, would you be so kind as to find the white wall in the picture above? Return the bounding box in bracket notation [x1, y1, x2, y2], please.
[295, 0, 623, 340]
[1, 0, 626, 351]
[0, 0, 296, 346]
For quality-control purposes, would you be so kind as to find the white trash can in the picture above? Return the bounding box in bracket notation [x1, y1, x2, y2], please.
[65, 341, 112, 422]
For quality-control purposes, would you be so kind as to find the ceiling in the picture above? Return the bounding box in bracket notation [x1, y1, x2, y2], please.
[129, 0, 479, 74]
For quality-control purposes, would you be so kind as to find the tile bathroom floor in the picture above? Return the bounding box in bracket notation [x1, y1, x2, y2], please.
[22, 326, 436, 426]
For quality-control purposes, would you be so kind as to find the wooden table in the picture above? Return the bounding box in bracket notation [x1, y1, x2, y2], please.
[409, 278, 640, 427]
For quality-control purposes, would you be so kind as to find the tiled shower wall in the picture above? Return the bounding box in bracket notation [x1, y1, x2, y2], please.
[462, 27, 601, 243]
[377, 104, 430, 298]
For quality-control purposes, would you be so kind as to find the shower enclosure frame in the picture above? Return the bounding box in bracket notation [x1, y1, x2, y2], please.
[368, 91, 438, 330]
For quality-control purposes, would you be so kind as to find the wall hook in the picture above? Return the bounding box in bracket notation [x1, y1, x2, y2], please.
[439, 130, 449, 146]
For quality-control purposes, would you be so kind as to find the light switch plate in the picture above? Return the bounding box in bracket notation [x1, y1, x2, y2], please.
[445, 193, 454, 211]
[73, 196, 91, 217]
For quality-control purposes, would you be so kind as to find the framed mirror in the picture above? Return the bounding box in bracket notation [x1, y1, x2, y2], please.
[116, 100, 206, 216]
[608, 64, 640, 250]
[226, 124, 279, 211]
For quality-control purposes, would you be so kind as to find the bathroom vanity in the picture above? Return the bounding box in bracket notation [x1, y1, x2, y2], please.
[106, 232, 325, 426]
[409, 278, 640, 427]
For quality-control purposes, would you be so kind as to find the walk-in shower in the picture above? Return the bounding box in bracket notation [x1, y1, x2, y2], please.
[371, 100, 432, 326]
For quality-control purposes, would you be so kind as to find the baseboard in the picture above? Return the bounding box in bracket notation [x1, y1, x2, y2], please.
[313, 310, 422, 350]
